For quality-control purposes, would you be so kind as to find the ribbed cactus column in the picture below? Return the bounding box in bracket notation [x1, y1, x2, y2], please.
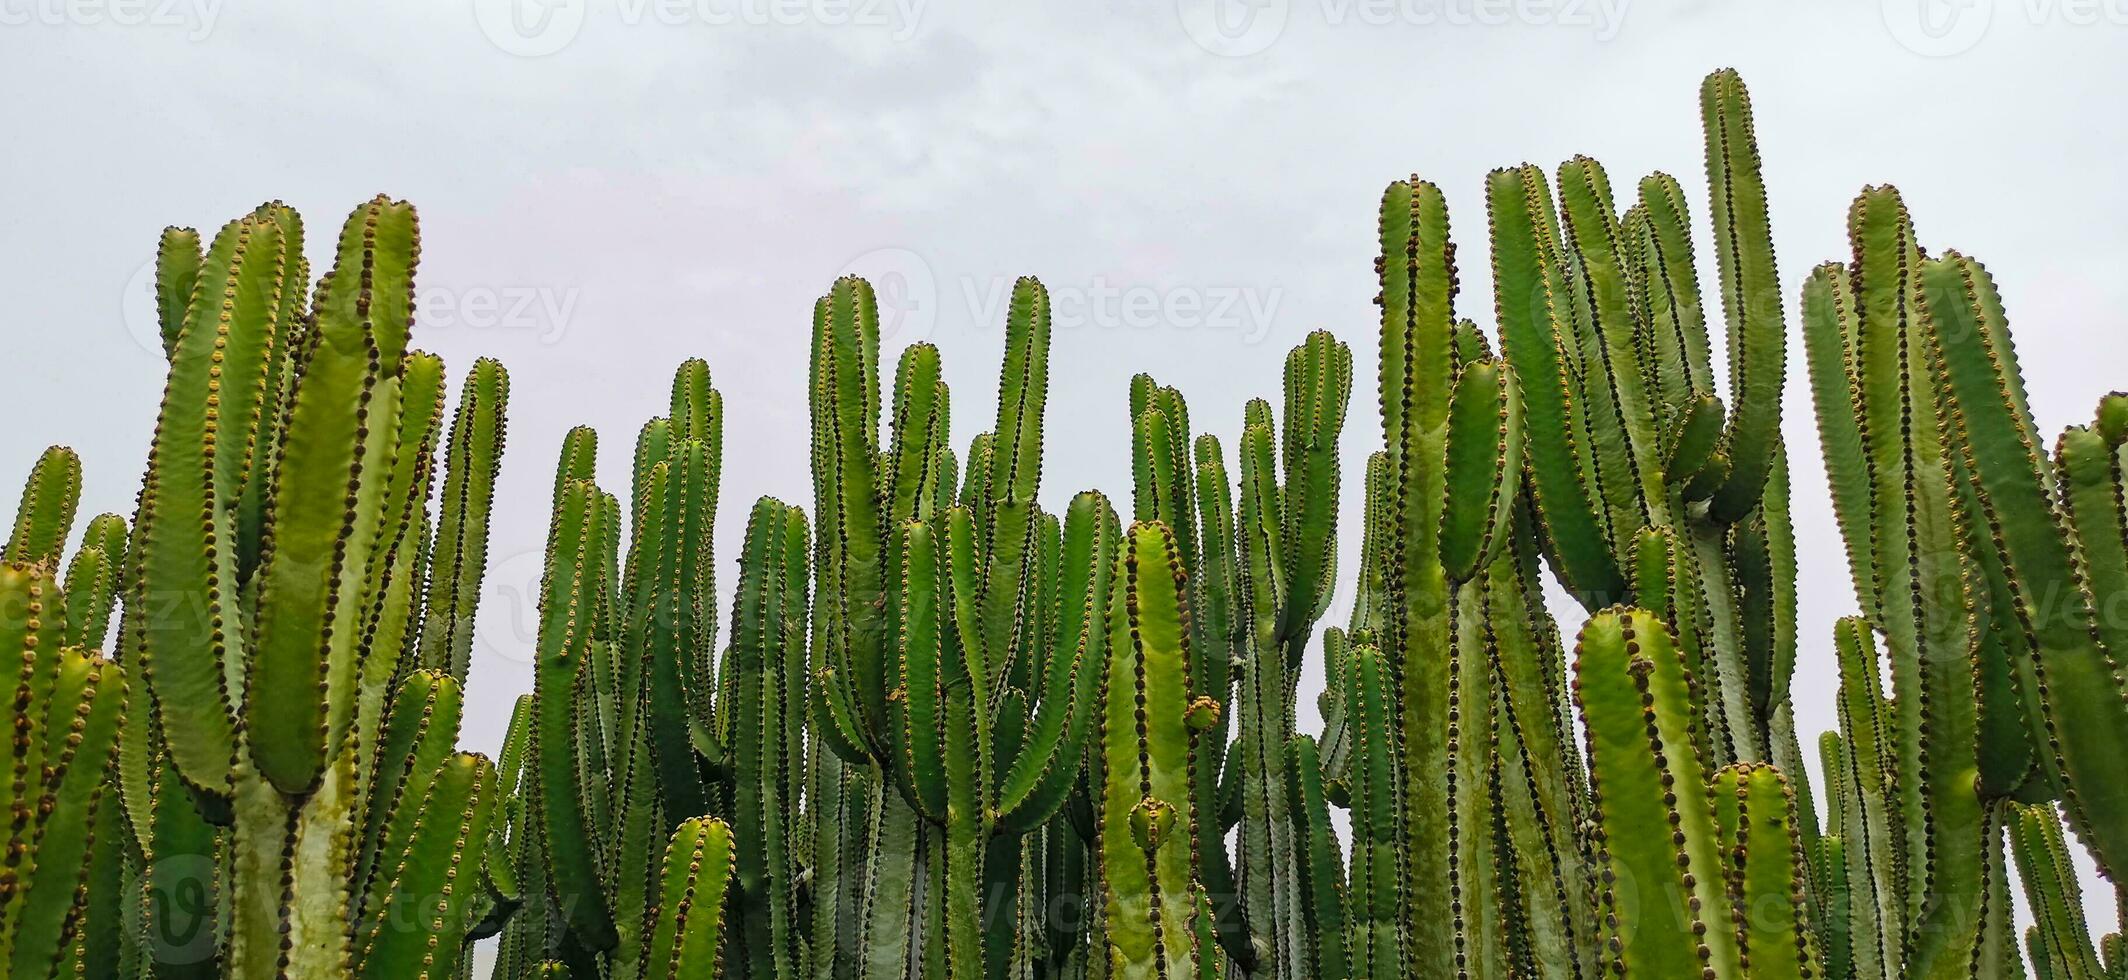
[1804, 187, 2001, 977]
[111, 197, 519, 980]
[1574, 607, 1737, 979]
[1097, 520, 1218, 979]
[0, 476, 128, 980]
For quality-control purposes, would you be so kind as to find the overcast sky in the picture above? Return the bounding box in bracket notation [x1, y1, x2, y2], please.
[6, 0, 2127, 946]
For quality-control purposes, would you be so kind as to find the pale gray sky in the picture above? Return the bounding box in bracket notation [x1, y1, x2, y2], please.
[6, 0, 2127, 945]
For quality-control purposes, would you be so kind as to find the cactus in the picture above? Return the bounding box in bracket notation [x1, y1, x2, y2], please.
[72, 197, 518, 980]
[32, 64, 2128, 980]
[0, 454, 129, 979]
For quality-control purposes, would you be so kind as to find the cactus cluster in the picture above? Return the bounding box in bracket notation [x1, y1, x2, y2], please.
[8, 66, 2127, 980]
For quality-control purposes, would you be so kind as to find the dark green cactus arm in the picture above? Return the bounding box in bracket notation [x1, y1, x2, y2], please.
[1375, 175, 1467, 976]
[60, 518, 123, 650]
[1234, 415, 1303, 975]
[730, 498, 807, 980]
[642, 817, 737, 980]
[1847, 187, 1986, 972]
[1341, 641, 1402, 978]
[885, 344, 949, 530]
[1574, 606, 1737, 978]
[356, 752, 500, 980]
[1556, 155, 1669, 527]
[1440, 357, 1524, 582]
[816, 280, 888, 740]
[1347, 450, 1391, 639]
[1276, 330, 1349, 646]
[3, 646, 125, 980]
[1661, 391, 1725, 488]
[247, 196, 418, 795]
[7, 446, 80, 567]
[1283, 735, 1348, 979]
[1801, 261, 1877, 620]
[1487, 165, 1626, 603]
[1486, 513, 1598, 980]
[420, 357, 509, 683]
[154, 225, 203, 359]
[1923, 250, 2128, 881]
[1630, 172, 1715, 423]
[996, 491, 1116, 834]
[1711, 763, 1814, 979]
[355, 669, 464, 912]
[534, 478, 618, 951]
[892, 516, 949, 824]
[670, 356, 722, 450]
[1098, 521, 1211, 979]
[979, 278, 1051, 680]
[1700, 68, 1787, 521]
[2008, 802, 2105, 980]
[648, 440, 716, 823]
[1830, 618, 1900, 980]
[1815, 833, 1854, 980]
[139, 208, 299, 800]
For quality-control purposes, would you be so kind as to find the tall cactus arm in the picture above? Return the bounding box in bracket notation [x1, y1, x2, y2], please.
[729, 498, 807, 980]
[354, 669, 464, 910]
[996, 491, 1117, 835]
[886, 344, 950, 531]
[1847, 188, 1986, 972]
[893, 517, 951, 825]
[60, 516, 124, 650]
[1284, 735, 1348, 979]
[533, 479, 618, 951]
[1341, 641, 1403, 978]
[1630, 172, 1715, 425]
[1556, 155, 1670, 527]
[154, 225, 203, 359]
[670, 356, 722, 451]
[247, 196, 418, 796]
[979, 278, 1051, 675]
[1815, 834, 1854, 980]
[2, 646, 124, 980]
[1699, 68, 1787, 522]
[1487, 165, 1626, 604]
[1831, 618, 1901, 980]
[1439, 357, 1525, 582]
[1375, 175, 1466, 976]
[1277, 330, 1350, 646]
[817, 280, 889, 739]
[6, 446, 80, 567]
[2008, 802, 2105, 980]
[1922, 250, 2128, 880]
[419, 357, 509, 683]
[1801, 262, 1878, 621]
[1098, 521, 1211, 980]
[642, 817, 738, 980]
[647, 440, 718, 823]
[138, 209, 298, 801]
[1710, 763, 1815, 979]
[355, 752, 500, 980]
[1574, 606, 1738, 979]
